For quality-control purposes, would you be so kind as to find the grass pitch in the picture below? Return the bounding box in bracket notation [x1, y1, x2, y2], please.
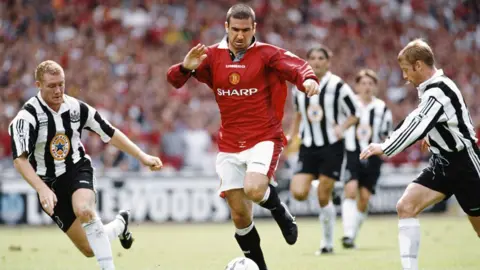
[0, 215, 477, 270]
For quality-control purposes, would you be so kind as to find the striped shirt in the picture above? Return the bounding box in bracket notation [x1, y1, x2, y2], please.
[293, 71, 358, 148]
[381, 69, 478, 157]
[345, 97, 393, 152]
[9, 93, 115, 178]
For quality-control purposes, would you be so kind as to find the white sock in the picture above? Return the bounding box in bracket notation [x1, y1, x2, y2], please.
[103, 216, 125, 242]
[319, 201, 336, 248]
[83, 218, 115, 270]
[398, 218, 420, 270]
[236, 222, 255, 236]
[353, 208, 367, 239]
[342, 198, 357, 239]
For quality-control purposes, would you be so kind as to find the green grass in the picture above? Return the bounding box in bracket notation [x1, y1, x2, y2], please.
[0, 215, 477, 270]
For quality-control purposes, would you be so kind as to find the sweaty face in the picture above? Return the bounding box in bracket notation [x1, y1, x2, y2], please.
[307, 50, 329, 77]
[356, 76, 377, 99]
[37, 73, 65, 108]
[398, 59, 421, 87]
[225, 18, 256, 52]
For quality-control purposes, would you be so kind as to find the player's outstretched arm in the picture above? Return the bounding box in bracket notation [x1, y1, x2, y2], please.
[167, 44, 212, 89]
[361, 92, 446, 159]
[13, 155, 57, 215]
[108, 129, 163, 171]
[266, 47, 319, 96]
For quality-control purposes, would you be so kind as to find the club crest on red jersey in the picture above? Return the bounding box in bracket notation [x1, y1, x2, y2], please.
[229, 72, 241, 85]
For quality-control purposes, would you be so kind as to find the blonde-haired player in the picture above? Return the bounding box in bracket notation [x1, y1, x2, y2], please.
[361, 39, 480, 270]
[9, 60, 162, 269]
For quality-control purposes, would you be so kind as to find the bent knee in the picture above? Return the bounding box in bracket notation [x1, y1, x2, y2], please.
[243, 178, 268, 202]
[291, 190, 309, 201]
[396, 199, 419, 218]
[74, 206, 96, 222]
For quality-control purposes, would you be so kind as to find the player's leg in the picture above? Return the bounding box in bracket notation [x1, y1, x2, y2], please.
[348, 158, 381, 247]
[396, 180, 446, 270]
[316, 175, 336, 255]
[244, 140, 298, 245]
[289, 173, 315, 201]
[72, 188, 115, 269]
[341, 150, 360, 248]
[341, 179, 358, 248]
[65, 211, 131, 257]
[290, 145, 317, 201]
[225, 189, 267, 270]
[216, 151, 268, 269]
[354, 187, 370, 233]
[316, 141, 344, 255]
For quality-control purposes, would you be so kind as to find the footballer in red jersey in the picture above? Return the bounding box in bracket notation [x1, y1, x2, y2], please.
[167, 4, 319, 270]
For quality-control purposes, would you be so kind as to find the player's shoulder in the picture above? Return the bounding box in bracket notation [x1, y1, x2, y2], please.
[328, 73, 344, 85]
[424, 73, 459, 94]
[373, 97, 387, 107]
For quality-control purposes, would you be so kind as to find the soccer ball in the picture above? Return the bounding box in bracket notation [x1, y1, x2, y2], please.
[225, 257, 259, 270]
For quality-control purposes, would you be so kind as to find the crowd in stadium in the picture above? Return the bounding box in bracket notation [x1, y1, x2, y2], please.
[1, 0, 479, 172]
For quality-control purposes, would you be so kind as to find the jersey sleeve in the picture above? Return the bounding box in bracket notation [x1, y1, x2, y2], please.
[81, 102, 116, 143]
[266, 47, 318, 92]
[167, 49, 213, 89]
[9, 110, 37, 159]
[381, 91, 448, 157]
[340, 83, 359, 118]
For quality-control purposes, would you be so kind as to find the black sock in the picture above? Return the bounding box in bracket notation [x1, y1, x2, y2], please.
[235, 225, 267, 270]
[259, 184, 283, 212]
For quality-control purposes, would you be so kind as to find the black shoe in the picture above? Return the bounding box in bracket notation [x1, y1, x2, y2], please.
[271, 202, 298, 245]
[342, 237, 356, 249]
[118, 210, 134, 249]
[314, 247, 334, 256]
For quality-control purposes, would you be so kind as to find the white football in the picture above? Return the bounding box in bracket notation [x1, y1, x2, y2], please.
[225, 257, 259, 270]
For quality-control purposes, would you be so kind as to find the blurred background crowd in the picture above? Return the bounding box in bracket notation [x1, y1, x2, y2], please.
[0, 0, 479, 174]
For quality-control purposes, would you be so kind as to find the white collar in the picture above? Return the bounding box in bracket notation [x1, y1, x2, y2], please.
[37, 92, 69, 114]
[317, 71, 332, 89]
[357, 95, 377, 109]
[417, 69, 444, 96]
[218, 36, 257, 50]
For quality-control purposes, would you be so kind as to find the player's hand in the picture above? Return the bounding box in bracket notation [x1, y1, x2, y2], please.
[38, 186, 57, 216]
[333, 125, 344, 139]
[360, 143, 384, 160]
[182, 43, 208, 71]
[139, 152, 163, 171]
[303, 79, 319, 97]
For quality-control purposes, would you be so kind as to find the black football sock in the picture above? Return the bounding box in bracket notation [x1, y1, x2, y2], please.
[258, 184, 284, 214]
[235, 223, 268, 270]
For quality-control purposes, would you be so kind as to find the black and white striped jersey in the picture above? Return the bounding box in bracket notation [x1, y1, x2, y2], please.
[9, 93, 115, 178]
[345, 97, 393, 152]
[293, 71, 358, 148]
[381, 69, 478, 157]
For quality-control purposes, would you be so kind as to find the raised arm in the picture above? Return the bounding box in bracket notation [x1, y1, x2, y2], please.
[167, 44, 213, 89]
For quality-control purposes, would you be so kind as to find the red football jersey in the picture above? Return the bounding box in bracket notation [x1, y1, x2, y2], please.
[167, 38, 317, 153]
